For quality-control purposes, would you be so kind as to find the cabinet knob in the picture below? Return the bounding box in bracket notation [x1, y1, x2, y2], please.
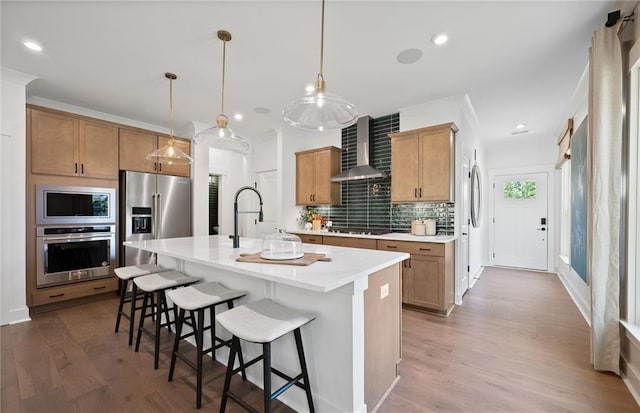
[81, 163, 84, 174]
[75, 163, 78, 174]
[310, 194, 313, 202]
[93, 285, 106, 291]
[419, 188, 422, 198]
[419, 247, 431, 251]
[386, 245, 397, 249]
[49, 293, 65, 298]
[414, 188, 418, 198]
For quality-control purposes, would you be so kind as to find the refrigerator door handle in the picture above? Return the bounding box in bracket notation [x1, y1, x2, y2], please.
[156, 192, 161, 239]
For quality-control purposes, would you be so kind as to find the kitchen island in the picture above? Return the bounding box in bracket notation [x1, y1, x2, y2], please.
[124, 235, 409, 413]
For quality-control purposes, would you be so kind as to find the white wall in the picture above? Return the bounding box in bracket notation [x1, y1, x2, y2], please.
[279, 124, 341, 231]
[400, 95, 487, 304]
[1, 68, 36, 325]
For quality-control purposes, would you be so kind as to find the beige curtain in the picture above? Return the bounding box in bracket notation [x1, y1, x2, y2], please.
[588, 20, 623, 374]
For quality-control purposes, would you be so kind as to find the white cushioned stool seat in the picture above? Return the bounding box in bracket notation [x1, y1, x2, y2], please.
[115, 263, 169, 280]
[217, 299, 315, 343]
[134, 270, 197, 292]
[167, 282, 246, 311]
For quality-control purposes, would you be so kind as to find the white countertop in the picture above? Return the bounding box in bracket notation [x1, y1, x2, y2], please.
[289, 229, 457, 243]
[124, 235, 409, 293]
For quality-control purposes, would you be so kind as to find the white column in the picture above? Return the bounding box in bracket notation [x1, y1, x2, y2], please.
[1, 67, 37, 325]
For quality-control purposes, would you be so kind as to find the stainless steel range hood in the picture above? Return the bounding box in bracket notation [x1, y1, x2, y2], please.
[330, 116, 389, 182]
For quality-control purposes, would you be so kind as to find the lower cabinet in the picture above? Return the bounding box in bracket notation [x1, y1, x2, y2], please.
[379, 240, 454, 315]
[298, 234, 323, 244]
[31, 277, 118, 307]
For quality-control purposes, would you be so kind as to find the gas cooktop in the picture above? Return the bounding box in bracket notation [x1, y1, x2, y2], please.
[326, 227, 392, 236]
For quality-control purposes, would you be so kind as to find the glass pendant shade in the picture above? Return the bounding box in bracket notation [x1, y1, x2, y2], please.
[283, 88, 358, 131]
[282, 0, 358, 132]
[193, 30, 249, 154]
[146, 72, 193, 165]
[194, 114, 249, 153]
[146, 138, 192, 165]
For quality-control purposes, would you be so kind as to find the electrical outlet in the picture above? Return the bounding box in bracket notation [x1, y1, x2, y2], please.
[380, 283, 389, 299]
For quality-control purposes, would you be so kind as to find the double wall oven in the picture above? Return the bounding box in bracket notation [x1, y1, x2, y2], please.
[35, 185, 116, 288]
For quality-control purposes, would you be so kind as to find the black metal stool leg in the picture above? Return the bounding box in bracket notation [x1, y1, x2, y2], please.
[134, 291, 149, 352]
[263, 342, 272, 413]
[168, 308, 185, 382]
[226, 301, 247, 381]
[210, 306, 216, 362]
[294, 328, 315, 413]
[220, 336, 239, 413]
[196, 308, 205, 409]
[115, 278, 127, 333]
[127, 281, 138, 346]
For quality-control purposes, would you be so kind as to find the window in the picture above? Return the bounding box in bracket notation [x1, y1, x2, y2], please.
[503, 180, 536, 199]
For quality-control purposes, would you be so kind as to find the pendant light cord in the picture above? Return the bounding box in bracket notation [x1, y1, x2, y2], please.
[221, 38, 227, 115]
[169, 76, 174, 139]
[319, 0, 325, 78]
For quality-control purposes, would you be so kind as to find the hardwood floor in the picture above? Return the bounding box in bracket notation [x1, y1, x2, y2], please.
[378, 266, 639, 413]
[2, 267, 638, 412]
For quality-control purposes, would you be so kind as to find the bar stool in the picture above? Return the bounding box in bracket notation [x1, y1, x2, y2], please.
[134, 271, 199, 369]
[217, 299, 315, 413]
[114, 264, 170, 345]
[167, 282, 248, 409]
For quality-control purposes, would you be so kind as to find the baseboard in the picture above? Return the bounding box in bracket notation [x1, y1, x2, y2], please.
[621, 327, 640, 408]
[2, 306, 31, 325]
[370, 375, 400, 413]
[468, 265, 485, 289]
[555, 260, 590, 326]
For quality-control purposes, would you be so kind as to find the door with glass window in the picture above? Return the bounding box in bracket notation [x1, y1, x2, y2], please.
[493, 172, 548, 270]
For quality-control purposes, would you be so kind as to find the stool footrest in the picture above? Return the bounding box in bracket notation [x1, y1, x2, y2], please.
[271, 368, 307, 393]
[230, 354, 263, 376]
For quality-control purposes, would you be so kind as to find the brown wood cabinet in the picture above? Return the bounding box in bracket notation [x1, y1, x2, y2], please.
[389, 123, 457, 203]
[298, 234, 324, 244]
[378, 239, 454, 315]
[31, 108, 118, 179]
[30, 277, 118, 307]
[295, 146, 341, 205]
[322, 235, 377, 249]
[119, 129, 191, 177]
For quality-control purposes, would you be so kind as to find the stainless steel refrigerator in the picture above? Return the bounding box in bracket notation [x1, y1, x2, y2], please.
[119, 171, 192, 266]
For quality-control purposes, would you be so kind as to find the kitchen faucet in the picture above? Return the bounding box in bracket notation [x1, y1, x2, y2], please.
[231, 186, 264, 248]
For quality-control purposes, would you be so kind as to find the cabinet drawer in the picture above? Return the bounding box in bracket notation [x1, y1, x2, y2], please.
[323, 236, 377, 249]
[376, 240, 444, 257]
[299, 234, 323, 245]
[32, 277, 118, 306]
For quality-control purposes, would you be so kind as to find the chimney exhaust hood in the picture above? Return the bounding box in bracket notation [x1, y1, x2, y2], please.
[330, 116, 389, 182]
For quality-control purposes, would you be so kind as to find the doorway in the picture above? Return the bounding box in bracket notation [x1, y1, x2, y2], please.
[492, 172, 548, 271]
[253, 170, 278, 239]
[459, 155, 471, 298]
[208, 174, 220, 235]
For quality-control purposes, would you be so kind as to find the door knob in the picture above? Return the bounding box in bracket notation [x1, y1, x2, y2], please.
[537, 227, 546, 231]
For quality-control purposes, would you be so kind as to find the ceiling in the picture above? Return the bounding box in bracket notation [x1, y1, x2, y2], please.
[1, 1, 613, 145]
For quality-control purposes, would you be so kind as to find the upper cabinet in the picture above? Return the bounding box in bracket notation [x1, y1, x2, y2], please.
[389, 122, 457, 203]
[295, 146, 341, 206]
[119, 129, 191, 178]
[31, 108, 118, 180]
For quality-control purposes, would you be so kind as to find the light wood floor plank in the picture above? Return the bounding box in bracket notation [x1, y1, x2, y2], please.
[1, 266, 638, 412]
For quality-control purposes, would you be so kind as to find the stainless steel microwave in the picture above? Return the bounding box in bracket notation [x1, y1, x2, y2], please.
[35, 185, 116, 226]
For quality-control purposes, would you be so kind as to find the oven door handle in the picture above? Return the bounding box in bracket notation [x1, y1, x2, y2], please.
[39, 234, 114, 242]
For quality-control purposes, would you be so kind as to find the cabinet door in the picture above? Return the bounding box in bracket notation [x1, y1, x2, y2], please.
[31, 109, 78, 176]
[312, 149, 341, 205]
[157, 136, 191, 177]
[408, 255, 444, 310]
[391, 133, 420, 203]
[401, 260, 411, 304]
[79, 120, 119, 179]
[419, 127, 452, 201]
[296, 152, 315, 205]
[119, 129, 158, 173]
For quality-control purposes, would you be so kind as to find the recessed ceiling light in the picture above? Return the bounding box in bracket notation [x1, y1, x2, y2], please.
[431, 33, 449, 46]
[234, 113, 243, 120]
[254, 107, 271, 114]
[516, 123, 527, 129]
[305, 85, 315, 93]
[23, 41, 43, 52]
[396, 48, 423, 64]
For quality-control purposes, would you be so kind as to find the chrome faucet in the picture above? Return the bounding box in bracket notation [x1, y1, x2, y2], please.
[231, 186, 264, 248]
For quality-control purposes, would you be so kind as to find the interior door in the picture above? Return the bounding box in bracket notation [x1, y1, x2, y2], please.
[493, 172, 548, 270]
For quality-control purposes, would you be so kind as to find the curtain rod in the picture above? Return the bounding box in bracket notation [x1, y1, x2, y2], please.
[606, 10, 634, 27]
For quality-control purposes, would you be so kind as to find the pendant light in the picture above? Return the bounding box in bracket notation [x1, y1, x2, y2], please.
[146, 73, 193, 165]
[193, 30, 249, 153]
[283, 0, 358, 131]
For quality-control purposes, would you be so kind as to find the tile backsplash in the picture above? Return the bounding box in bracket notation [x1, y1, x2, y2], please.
[312, 113, 455, 235]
